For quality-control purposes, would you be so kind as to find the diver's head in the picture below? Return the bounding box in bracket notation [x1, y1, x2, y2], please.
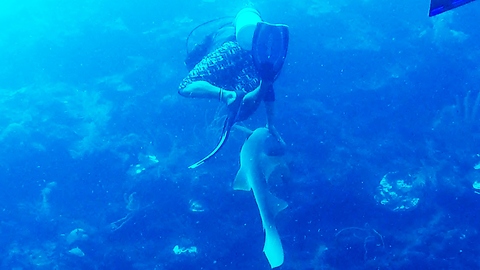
[184, 20, 235, 70]
[234, 8, 262, 50]
[211, 25, 235, 49]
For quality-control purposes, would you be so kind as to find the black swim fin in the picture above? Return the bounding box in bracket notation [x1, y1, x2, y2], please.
[429, 0, 476, 16]
[188, 113, 236, 169]
[188, 121, 230, 169]
[251, 22, 289, 81]
[188, 90, 246, 169]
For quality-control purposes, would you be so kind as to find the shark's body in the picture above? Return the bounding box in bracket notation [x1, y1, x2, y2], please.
[234, 128, 288, 268]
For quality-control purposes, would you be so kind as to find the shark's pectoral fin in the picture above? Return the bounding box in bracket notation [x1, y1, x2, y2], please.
[267, 191, 288, 217]
[264, 225, 284, 268]
[264, 158, 290, 189]
[233, 167, 251, 191]
[263, 155, 284, 179]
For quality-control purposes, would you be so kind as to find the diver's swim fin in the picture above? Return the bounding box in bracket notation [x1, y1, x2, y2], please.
[188, 115, 235, 169]
[188, 123, 230, 169]
[429, 0, 476, 16]
[188, 90, 246, 169]
[252, 22, 289, 81]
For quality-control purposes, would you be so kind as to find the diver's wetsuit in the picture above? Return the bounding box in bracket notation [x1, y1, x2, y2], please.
[179, 41, 275, 102]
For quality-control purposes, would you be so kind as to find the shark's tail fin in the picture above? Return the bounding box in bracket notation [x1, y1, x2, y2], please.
[264, 225, 284, 268]
[263, 192, 287, 268]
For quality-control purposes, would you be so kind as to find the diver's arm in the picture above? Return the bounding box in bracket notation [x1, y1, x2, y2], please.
[179, 81, 235, 104]
[265, 100, 286, 146]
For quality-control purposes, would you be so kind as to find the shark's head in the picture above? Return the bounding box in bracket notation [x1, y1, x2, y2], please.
[263, 133, 289, 197]
[244, 128, 286, 156]
[263, 132, 286, 157]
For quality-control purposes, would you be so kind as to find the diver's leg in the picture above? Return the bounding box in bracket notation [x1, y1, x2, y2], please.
[178, 81, 237, 105]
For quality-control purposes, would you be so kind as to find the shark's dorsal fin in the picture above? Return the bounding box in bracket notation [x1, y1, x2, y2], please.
[233, 167, 251, 191]
[266, 191, 288, 217]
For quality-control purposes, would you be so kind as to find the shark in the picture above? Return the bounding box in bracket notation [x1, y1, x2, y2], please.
[233, 127, 289, 268]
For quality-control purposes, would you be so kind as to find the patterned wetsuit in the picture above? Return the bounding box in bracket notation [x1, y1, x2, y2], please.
[179, 41, 275, 101]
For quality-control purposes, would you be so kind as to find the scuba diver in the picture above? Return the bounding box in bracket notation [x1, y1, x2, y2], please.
[178, 8, 289, 169]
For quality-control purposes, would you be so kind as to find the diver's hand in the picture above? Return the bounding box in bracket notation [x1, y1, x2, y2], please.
[266, 124, 286, 156]
[267, 124, 286, 148]
[259, 79, 274, 95]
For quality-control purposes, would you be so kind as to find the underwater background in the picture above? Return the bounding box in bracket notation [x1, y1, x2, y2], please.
[1, 0, 480, 269]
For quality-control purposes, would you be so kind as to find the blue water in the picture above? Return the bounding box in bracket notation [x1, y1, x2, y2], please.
[1, 0, 480, 269]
